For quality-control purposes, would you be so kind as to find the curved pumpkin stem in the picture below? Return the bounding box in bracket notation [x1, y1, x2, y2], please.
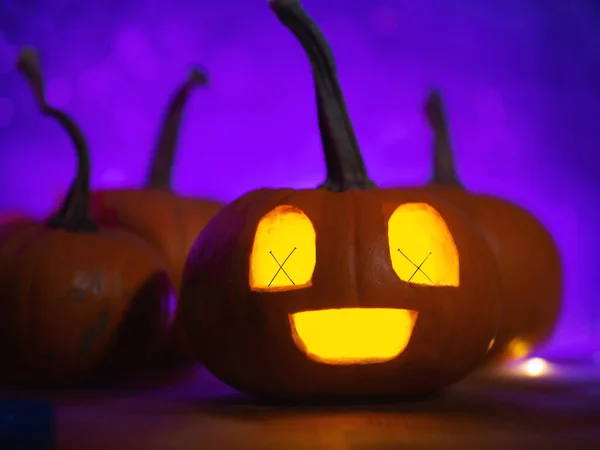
[425, 90, 462, 187]
[146, 67, 208, 191]
[270, 0, 376, 192]
[17, 47, 98, 232]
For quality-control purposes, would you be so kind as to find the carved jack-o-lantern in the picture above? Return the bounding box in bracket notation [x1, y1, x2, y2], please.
[180, 0, 502, 400]
[250, 200, 463, 367]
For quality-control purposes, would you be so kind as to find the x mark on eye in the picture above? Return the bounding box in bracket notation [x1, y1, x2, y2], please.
[268, 247, 297, 286]
[398, 249, 433, 283]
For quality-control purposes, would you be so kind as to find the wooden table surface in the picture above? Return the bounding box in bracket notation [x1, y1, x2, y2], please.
[5, 361, 600, 449]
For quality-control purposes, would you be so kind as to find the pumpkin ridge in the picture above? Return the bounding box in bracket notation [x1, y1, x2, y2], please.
[347, 191, 362, 303]
[22, 234, 44, 379]
[172, 197, 198, 288]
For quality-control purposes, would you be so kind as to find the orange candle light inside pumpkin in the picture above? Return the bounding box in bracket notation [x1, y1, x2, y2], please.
[290, 309, 417, 365]
[248, 203, 460, 365]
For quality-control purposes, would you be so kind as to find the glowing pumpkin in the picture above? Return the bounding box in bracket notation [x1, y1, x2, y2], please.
[419, 91, 562, 363]
[90, 68, 223, 365]
[180, 0, 502, 400]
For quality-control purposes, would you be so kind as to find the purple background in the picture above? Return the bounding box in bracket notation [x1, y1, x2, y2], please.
[0, 0, 599, 354]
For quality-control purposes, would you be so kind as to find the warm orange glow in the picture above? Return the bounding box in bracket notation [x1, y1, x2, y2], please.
[507, 338, 531, 359]
[388, 203, 459, 286]
[250, 205, 316, 291]
[486, 337, 496, 353]
[290, 308, 418, 365]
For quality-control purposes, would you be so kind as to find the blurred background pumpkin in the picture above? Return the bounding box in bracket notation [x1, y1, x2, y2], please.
[401, 90, 563, 364]
[90, 67, 222, 367]
[0, 48, 176, 388]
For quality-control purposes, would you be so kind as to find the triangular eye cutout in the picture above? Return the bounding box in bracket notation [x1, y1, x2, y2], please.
[250, 205, 316, 292]
[388, 203, 459, 286]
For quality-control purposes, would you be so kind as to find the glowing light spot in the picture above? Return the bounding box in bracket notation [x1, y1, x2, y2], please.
[250, 205, 316, 291]
[291, 308, 418, 365]
[507, 338, 531, 359]
[524, 357, 547, 377]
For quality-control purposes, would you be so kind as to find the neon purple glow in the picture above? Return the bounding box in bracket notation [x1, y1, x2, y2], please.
[0, 1, 599, 353]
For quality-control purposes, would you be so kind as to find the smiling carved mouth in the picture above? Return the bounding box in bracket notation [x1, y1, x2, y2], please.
[289, 308, 418, 365]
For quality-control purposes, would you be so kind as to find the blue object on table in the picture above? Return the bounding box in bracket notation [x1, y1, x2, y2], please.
[0, 398, 55, 449]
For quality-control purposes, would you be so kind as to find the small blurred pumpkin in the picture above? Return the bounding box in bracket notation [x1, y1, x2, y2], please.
[417, 90, 562, 363]
[0, 48, 176, 387]
[179, 0, 503, 401]
[90, 68, 222, 366]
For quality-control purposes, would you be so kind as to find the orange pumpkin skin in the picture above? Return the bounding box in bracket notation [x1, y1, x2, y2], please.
[427, 187, 562, 361]
[89, 65, 221, 292]
[0, 47, 176, 387]
[0, 213, 34, 246]
[91, 190, 222, 291]
[181, 188, 502, 400]
[419, 92, 562, 363]
[0, 225, 175, 387]
[180, 0, 502, 401]
[91, 190, 222, 361]
[0, 215, 34, 248]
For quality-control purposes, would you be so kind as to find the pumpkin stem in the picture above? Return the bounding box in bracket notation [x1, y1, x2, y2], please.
[146, 67, 208, 190]
[17, 47, 98, 232]
[425, 90, 462, 187]
[270, 0, 376, 192]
